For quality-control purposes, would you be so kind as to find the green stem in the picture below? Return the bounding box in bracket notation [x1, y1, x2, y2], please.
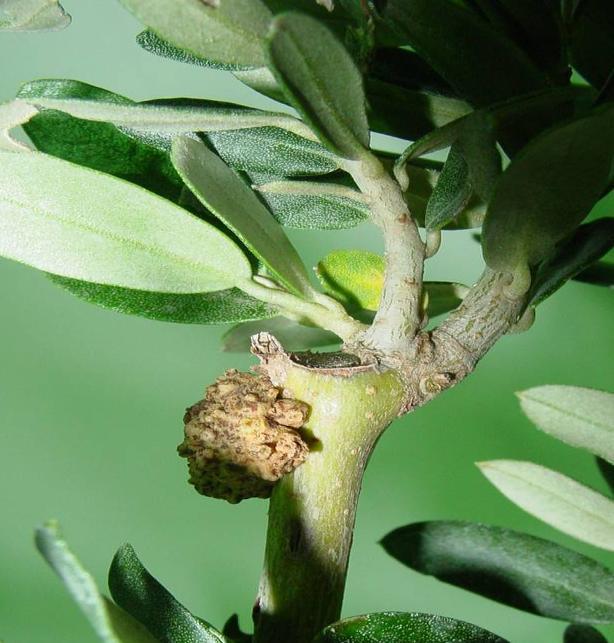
[253, 358, 405, 643]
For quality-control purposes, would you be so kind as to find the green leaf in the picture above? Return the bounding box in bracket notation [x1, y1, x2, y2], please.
[266, 12, 369, 158]
[118, 0, 272, 69]
[35, 522, 157, 643]
[0, 100, 38, 152]
[136, 30, 225, 70]
[222, 615, 251, 643]
[528, 219, 614, 306]
[478, 460, 614, 551]
[517, 385, 614, 465]
[314, 612, 507, 642]
[170, 136, 313, 298]
[49, 276, 275, 325]
[206, 127, 339, 177]
[0, 152, 251, 292]
[109, 543, 225, 643]
[19, 80, 182, 202]
[597, 458, 614, 496]
[381, 0, 547, 107]
[0, 0, 70, 31]
[222, 316, 339, 352]
[569, 0, 614, 90]
[574, 261, 614, 288]
[255, 180, 370, 229]
[482, 106, 614, 274]
[381, 520, 614, 623]
[565, 624, 609, 643]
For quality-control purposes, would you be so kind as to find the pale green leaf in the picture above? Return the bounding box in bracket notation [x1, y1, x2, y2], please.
[483, 106, 614, 273]
[382, 520, 614, 623]
[266, 12, 369, 158]
[0, 152, 251, 292]
[223, 316, 338, 352]
[0, 100, 38, 152]
[478, 460, 614, 551]
[35, 522, 157, 643]
[170, 136, 313, 298]
[0, 0, 70, 31]
[518, 385, 614, 465]
[119, 0, 272, 69]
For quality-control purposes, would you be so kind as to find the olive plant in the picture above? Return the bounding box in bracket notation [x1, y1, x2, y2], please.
[1, 0, 613, 642]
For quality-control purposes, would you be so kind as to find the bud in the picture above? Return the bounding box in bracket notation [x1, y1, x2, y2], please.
[178, 369, 309, 503]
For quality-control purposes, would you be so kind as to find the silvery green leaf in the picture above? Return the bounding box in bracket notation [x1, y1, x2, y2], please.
[478, 460, 614, 551]
[0, 152, 251, 292]
[171, 136, 314, 298]
[136, 29, 226, 70]
[35, 522, 157, 643]
[266, 12, 369, 159]
[0, 100, 38, 152]
[119, 0, 272, 69]
[517, 385, 614, 464]
[0, 0, 70, 31]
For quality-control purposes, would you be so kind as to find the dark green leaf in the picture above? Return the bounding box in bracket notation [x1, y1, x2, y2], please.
[206, 127, 339, 177]
[266, 12, 369, 158]
[574, 261, 614, 287]
[170, 136, 314, 298]
[222, 316, 339, 352]
[119, 0, 272, 69]
[222, 615, 251, 643]
[19, 79, 182, 202]
[49, 276, 275, 325]
[35, 522, 157, 643]
[382, 521, 614, 623]
[570, 0, 614, 90]
[0, 0, 71, 31]
[483, 106, 614, 273]
[528, 218, 614, 306]
[564, 624, 608, 643]
[0, 152, 251, 293]
[314, 612, 507, 642]
[597, 458, 614, 496]
[381, 0, 547, 107]
[109, 543, 225, 643]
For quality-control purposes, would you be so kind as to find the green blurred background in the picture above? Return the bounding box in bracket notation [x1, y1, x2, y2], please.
[0, 2, 613, 641]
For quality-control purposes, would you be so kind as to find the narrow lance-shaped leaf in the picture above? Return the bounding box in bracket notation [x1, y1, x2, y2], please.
[482, 106, 614, 274]
[382, 520, 614, 623]
[315, 612, 508, 642]
[574, 261, 614, 288]
[136, 29, 222, 70]
[0, 152, 252, 293]
[266, 12, 369, 159]
[528, 219, 614, 306]
[119, 0, 272, 69]
[0, 0, 71, 31]
[478, 460, 614, 551]
[517, 385, 614, 465]
[171, 136, 314, 298]
[49, 276, 276, 325]
[35, 522, 157, 643]
[109, 543, 225, 643]
[0, 101, 38, 152]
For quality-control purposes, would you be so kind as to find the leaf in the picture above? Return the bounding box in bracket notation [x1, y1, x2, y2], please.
[569, 0, 614, 90]
[266, 12, 369, 158]
[35, 522, 157, 643]
[0, 0, 71, 31]
[596, 458, 614, 496]
[136, 30, 225, 70]
[0, 101, 38, 152]
[109, 543, 225, 643]
[482, 106, 614, 274]
[255, 180, 370, 229]
[170, 136, 313, 298]
[118, 0, 272, 69]
[381, 520, 614, 623]
[517, 385, 614, 464]
[574, 261, 614, 288]
[206, 127, 339, 177]
[564, 624, 609, 643]
[49, 276, 276, 325]
[222, 615, 251, 643]
[222, 316, 339, 352]
[314, 612, 508, 642]
[381, 0, 547, 107]
[478, 460, 614, 551]
[0, 152, 251, 292]
[528, 219, 614, 306]
[19, 80, 182, 201]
